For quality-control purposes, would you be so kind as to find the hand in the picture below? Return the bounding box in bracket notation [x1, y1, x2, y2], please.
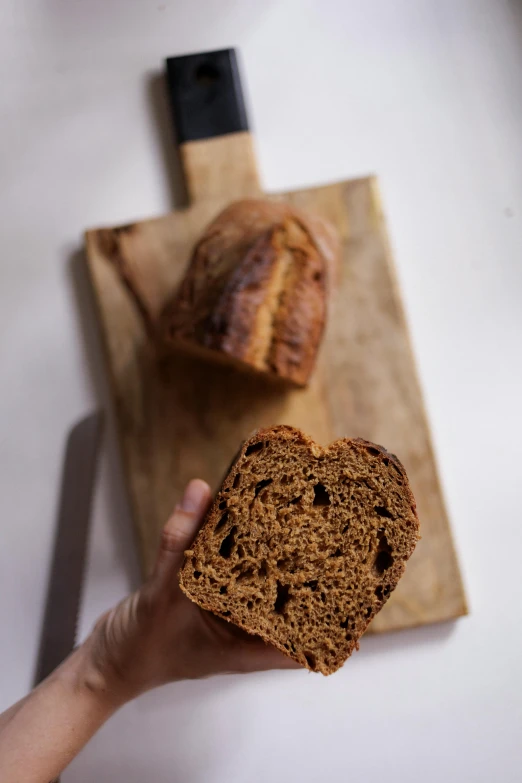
[86, 479, 299, 706]
[0, 480, 299, 783]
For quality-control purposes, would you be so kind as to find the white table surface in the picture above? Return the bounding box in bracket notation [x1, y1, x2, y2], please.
[1, 1, 521, 780]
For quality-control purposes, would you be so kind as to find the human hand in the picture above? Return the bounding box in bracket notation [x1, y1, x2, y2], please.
[85, 479, 299, 706]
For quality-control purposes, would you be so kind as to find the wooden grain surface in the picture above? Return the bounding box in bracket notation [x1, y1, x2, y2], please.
[85, 131, 467, 633]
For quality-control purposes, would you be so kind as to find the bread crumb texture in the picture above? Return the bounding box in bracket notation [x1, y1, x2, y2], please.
[180, 426, 420, 675]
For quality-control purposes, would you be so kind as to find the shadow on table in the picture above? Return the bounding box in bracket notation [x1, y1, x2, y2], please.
[145, 71, 188, 210]
[63, 674, 251, 783]
[67, 247, 141, 590]
[359, 616, 459, 660]
[63, 617, 460, 782]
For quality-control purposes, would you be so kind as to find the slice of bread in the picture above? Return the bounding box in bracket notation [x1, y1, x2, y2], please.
[159, 199, 340, 387]
[180, 426, 420, 675]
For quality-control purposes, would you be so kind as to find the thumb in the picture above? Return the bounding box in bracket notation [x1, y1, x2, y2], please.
[153, 479, 212, 587]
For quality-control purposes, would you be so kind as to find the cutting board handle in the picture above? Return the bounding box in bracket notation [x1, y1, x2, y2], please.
[166, 49, 261, 203]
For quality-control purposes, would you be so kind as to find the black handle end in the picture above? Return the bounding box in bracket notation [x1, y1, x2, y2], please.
[165, 48, 249, 144]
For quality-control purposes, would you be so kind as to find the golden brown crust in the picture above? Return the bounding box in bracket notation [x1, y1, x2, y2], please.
[159, 200, 340, 386]
[180, 426, 420, 675]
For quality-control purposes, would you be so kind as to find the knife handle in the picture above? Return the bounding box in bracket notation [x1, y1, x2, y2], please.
[164, 48, 261, 202]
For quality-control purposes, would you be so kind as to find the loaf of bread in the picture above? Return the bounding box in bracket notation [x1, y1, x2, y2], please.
[180, 425, 420, 675]
[160, 200, 340, 387]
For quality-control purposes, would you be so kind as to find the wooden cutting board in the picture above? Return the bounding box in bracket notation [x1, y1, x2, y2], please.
[85, 49, 466, 633]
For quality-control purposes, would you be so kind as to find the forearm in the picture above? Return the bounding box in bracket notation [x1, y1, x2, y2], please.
[0, 694, 31, 733]
[0, 639, 122, 783]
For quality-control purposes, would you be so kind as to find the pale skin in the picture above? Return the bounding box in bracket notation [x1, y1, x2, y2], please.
[0, 479, 299, 783]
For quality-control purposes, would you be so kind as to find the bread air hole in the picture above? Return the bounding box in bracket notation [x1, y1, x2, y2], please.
[375, 584, 391, 601]
[391, 462, 403, 482]
[254, 478, 273, 497]
[235, 566, 254, 582]
[219, 525, 237, 558]
[233, 473, 241, 488]
[245, 442, 264, 456]
[374, 550, 393, 573]
[374, 505, 393, 519]
[313, 483, 330, 506]
[304, 652, 316, 670]
[274, 581, 291, 614]
[214, 512, 229, 533]
[374, 530, 394, 574]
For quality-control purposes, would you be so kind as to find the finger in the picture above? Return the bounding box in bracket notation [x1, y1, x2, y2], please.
[257, 646, 303, 671]
[239, 639, 303, 673]
[153, 479, 212, 587]
[206, 614, 302, 672]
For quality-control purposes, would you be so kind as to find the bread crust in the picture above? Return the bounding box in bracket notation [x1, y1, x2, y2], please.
[160, 200, 340, 386]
